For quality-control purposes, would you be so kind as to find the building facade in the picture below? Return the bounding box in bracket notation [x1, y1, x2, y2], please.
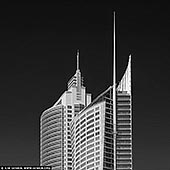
[40, 51, 92, 170]
[40, 52, 132, 170]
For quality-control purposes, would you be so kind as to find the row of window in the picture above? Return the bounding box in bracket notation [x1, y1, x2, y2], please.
[41, 119, 62, 132]
[76, 158, 100, 169]
[76, 108, 100, 125]
[41, 131, 62, 142]
[42, 126, 62, 137]
[41, 115, 62, 129]
[42, 108, 63, 121]
[75, 145, 100, 159]
[42, 135, 62, 146]
[76, 140, 100, 154]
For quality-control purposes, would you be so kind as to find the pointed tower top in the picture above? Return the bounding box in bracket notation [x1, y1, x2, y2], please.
[77, 49, 80, 71]
[113, 11, 116, 86]
[117, 55, 131, 94]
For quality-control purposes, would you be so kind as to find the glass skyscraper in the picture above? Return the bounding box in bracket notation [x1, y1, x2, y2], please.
[40, 52, 132, 170]
[40, 51, 92, 170]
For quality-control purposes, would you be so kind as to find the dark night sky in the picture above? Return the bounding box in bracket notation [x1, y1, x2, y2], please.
[0, 2, 170, 170]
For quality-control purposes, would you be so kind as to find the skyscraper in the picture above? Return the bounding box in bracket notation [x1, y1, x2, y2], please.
[40, 54, 132, 170]
[40, 13, 132, 170]
[40, 50, 92, 170]
[70, 56, 132, 170]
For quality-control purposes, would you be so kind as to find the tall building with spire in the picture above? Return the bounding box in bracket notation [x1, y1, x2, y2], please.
[40, 50, 92, 170]
[40, 54, 132, 170]
[70, 56, 132, 170]
[40, 13, 132, 170]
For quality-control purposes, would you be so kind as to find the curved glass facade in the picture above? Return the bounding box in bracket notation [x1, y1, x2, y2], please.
[71, 102, 105, 170]
[40, 105, 64, 170]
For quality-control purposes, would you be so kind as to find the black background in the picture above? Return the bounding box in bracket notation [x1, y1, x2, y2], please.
[0, 2, 170, 170]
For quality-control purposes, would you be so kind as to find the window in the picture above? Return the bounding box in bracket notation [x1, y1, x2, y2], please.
[87, 153, 94, 159]
[68, 105, 72, 109]
[76, 138, 80, 143]
[96, 162, 100, 166]
[81, 152, 86, 158]
[80, 114, 86, 120]
[95, 136, 100, 140]
[86, 109, 94, 116]
[76, 161, 80, 166]
[76, 152, 80, 157]
[87, 124, 94, 130]
[96, 151, 100, 155]
[96, 146, 100, 150]
[95, 132, 100, 136]
[81, 133, 86, 139]
[95, 121, 99, 126]
[81, 119, 86, 124]
[87, 163, 94, 169]
[95, 107, 99, 111]
[87, 148, 94, 154]
[81, 143, 86, 148]
[76, 119, 80, 124]
[87, 119, 94, 125]
[76, 124, 80, 129]
[81, 157, 86, 163]
[81, 162, 86, 168]
[76, 128, 80, 133]
[81, 138, 86, 144]
[76, 166, 80, 170]
[81, 124, 86, 129]
[87, 158, 94, 164]
[95, 112, 99, 116]
[95, 117, 99, 121]
[87, 143, 94, 150]
[81, 128, 86, 134]
[87, 129, 94, 135]
[96, 141, 100, 145]
[87, 114, 94, 120]
[76, 133, 80, 138]
[87, 134, 94, 140]
[96, 157, 100, 161]
[76, 147, 80, 153]
[76, 142, 80, 148]
[87, 138, 94, 145]
[95, 127, 100, 131]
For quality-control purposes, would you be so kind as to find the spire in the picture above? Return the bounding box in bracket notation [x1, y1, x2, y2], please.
[113, 11, 116, 88]
[117, 55, 131, 94]
[77, 49, 80, 71]
[76, 49, 81, 95]
[67, 50, 82, 90]
[112, 11, 117, 170]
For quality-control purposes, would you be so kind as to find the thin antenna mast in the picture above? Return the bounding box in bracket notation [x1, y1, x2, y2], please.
[77, 49, 79, 71]
[76, 49, 81, 94]
[113, 11, 117, 170]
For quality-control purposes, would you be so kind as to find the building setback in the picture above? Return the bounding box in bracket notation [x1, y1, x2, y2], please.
[40, 52, 132, 170]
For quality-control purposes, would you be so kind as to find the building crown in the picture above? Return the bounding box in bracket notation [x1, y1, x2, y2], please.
[67, 50, 83, 90]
